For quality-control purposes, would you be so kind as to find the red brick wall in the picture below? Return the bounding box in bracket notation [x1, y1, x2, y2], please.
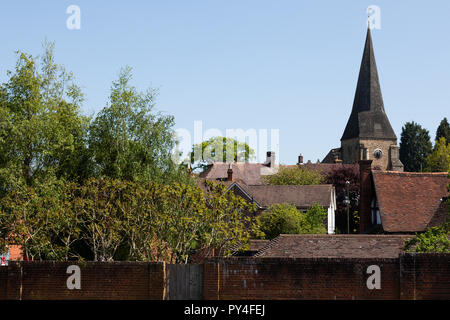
[204, 258, 399, 300]
[0, 254, 448, 300]
[400, 254, 450, 300]
[2, 261, 165, 300]
[0, 267, 7, 299]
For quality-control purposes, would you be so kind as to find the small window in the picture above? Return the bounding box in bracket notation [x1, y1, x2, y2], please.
[371, 198, 381, 225]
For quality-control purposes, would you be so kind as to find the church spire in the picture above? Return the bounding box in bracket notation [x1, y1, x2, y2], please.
[341, 27, 397, 141]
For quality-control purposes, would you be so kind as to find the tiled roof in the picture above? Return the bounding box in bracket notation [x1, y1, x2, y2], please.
[198, 162, 355, 185]
[244, 184, 334, 209]
[372, 171, 449, 233]
[199, 162, 276, 185]
[249, 240, 270, 251]
[254, 234, 410, 258]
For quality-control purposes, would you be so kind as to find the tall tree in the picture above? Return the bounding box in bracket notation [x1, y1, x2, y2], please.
[88, 66, 189, 184]
[399, 121, 432, 172]
[426, 137, 450, 172]
[435, 117, 450, 145]
[0, 42, 87, 194]
[190, 136, 255, 172]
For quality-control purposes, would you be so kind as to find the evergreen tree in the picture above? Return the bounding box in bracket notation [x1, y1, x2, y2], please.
[399, 121, 432, 172]
[436, 117, 450, 145]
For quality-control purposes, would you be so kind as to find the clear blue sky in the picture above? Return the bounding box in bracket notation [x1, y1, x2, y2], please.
[1, 1, 449, 164]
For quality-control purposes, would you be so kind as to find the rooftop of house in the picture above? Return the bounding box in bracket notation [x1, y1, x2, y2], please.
[198, 162, 273, 185]
[254, 234, 411, 259]
[198, 161, 356, 185]
[235, 183, 335, 209]
[372, 170, 449, 233]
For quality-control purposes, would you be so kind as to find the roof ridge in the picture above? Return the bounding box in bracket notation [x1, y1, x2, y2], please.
[374, 171, 449, 177]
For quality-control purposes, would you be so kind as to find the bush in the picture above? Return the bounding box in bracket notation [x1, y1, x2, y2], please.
[258, 202, 327, 240]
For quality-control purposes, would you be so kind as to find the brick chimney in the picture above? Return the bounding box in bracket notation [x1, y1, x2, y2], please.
[266, 151, 276, 168]
[358, 160, 373, 234]
[227, 163, 233, 181]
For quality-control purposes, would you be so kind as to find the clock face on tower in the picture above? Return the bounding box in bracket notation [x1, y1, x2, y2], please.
[373, 148, 383, 159]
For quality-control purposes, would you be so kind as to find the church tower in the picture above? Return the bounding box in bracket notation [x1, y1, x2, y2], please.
[339, 28, 403, 171]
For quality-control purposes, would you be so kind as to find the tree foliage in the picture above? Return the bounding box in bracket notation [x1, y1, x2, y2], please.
[425, 137, 450, 172]
[262, 166, 325, 185]
[435, 117, 450, 144]
[257, 202, 327, 240]
[404, 225, 449, 253]
[190, 136, 255, 172]
[88, 66, 188, 184]
[399, 121, 432, 172]
[0, 178, 259, 263]
[0, 43, 88, 195]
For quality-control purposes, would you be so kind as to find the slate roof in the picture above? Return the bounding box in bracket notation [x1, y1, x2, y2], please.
[341, 28, 397, 141]
[254, 234, 410, 259]
[372, 171, 449, 233]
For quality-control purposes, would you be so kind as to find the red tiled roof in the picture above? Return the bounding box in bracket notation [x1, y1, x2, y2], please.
[372, 171, 449, 233]
[198, 162, 356, 185]
[254, 234, 410, 258]
[199, 162, 270, 185]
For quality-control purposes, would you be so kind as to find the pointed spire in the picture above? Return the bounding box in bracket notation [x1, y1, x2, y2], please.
[341, 28, 397, 141]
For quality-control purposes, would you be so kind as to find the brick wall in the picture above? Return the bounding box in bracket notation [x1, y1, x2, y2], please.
[204, 258, 400, 300]
[0, 254, 448, 300]
[2, 261, 165, 300]
[400, 254, 450, 300]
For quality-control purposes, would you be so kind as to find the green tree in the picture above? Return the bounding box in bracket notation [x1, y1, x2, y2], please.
[0, 43, 87, 194]
[302, 203, 328, 234]
[262, 166, 325, 185]
[88, 66, 188, 184]
[190, 136, 255, 172]
[399, 121, 432, 172]
[425, 137, 450, 172]
[258, 202, 327, 240]
[0, 177, 260, 263]
[404, 226, 449, 253]
[435, 117, 450, 144]
[258, 203, 304, 240]
[0, 181, 82, 261]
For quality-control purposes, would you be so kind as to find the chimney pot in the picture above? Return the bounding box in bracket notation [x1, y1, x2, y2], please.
[227, 163, 233, 181]
[266, 151, 276, 168]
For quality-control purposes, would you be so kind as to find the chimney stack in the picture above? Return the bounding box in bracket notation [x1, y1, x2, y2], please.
[298, 154, 304, 164]
[266, 151, 276, 168]
[227, 163, 233, 181]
